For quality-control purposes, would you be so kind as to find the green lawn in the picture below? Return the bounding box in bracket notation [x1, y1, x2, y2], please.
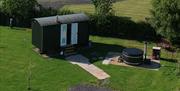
[0, 26, 180, 91]
[0, 27, 96, 91]
[63, 0, 152, 21]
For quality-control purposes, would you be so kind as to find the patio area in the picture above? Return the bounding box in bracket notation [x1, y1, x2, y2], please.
[103, 52, 160, 70]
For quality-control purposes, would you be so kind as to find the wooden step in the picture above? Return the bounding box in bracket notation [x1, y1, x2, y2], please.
[65, 45, 75, 48]
[64, 52, 77, 56]
[64, 49, 75, 53]
[63, 45, 77, 56]
[65, 46, 75, 50]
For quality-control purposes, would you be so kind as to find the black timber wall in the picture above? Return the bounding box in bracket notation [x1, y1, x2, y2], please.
[32, 21, 43, 52]
[32, 21, 89, 54]
[78, 22, 89, 46]
[43, 25, 60, 54]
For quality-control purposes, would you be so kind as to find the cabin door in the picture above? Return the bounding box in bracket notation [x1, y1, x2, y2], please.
[60, 24, 67, 47]
[71, 23, 78, 45]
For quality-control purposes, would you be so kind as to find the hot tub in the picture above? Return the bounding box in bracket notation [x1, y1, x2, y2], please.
[121, 48, 144, 65]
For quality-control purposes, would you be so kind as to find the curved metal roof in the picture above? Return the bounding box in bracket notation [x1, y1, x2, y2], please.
[34, 13, 89, 26]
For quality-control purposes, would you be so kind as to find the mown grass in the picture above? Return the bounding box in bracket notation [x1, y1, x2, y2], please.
[0, 26, 180, 91]
[0, 26, 96, 91]
[63, 0, 152, 21]
[82, 36, 180, 91]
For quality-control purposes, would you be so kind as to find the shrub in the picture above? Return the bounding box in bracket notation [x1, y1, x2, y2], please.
[89, 14, 112, 36]
[1, 0, 38, 27]
[0, 0, 58, 27]
[0, 2, 9, 25]
[150, 0, 180, 44]
[2, 0, 38, 18]
[89, 15, 156, 40]
[58, 8, 74, 15]
[0, 12, 9, 26]
[90, 0, 114, 36]
[91, 0, 114, 16]
[36, 5, 58, 17]
[90, 0, 155, 40]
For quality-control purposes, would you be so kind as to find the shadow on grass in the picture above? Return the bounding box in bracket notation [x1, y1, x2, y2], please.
[139, 61, 160, 69]
[161, 58, 178, 63]
[12, 27, 28, 31]
[35, 42, 126, 63]
[78, 42, 126, 63]
[32, 47, 66, 61]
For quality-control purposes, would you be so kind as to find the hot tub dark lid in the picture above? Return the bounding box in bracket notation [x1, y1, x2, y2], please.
[122, 48, 143, 57]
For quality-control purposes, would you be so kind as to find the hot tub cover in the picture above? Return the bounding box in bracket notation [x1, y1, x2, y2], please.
[122, 48, 143, 57]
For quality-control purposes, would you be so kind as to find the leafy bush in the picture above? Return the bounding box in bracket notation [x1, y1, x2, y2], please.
[58, 8, 74, 15]
[36, 5, 58, 17]
[90, 0, 116, 37]
[1, 0, 38, 27]
[0, 12, 9, 26]
[2, 0, 37, 18]
[89, 0, 155, 40]
[89, 15, 156, 40]
[0, 6, 9, 26]
[150, 0, 180, 44]
[89, 14, 111, 35]
[0, 0, 58, 27]
[91, 0, 114, 16]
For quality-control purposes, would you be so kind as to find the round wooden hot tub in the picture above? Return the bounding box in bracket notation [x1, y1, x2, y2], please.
[121, 48, 143, 65]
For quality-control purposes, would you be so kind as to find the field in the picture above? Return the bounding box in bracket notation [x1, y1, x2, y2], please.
[63, 0, 152, 21]
[37, 0, 152, 21]
[37, 0, 90, 9]
[1, 0, 180, 90]
[0, 26, 180, 91]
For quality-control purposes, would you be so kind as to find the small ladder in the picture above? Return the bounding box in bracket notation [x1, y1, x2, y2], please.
[63, 45, 77, 57]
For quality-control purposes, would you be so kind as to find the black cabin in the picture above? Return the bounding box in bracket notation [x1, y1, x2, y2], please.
[32, 13, 89, 55]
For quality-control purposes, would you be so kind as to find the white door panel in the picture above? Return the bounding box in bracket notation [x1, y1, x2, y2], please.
[71, 23, 78, 45]
[60, 24, 67, 46]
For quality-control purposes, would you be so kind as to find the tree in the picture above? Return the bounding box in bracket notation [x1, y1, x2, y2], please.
[2, 0, 38, 26]
[0, 0, 2, 11]
[2, 0, 37, 17]
[150, 0, 180, 43]
[91, 0, 98, 9]
[91, 0, 114, 16]
[91, 0, 114, 34]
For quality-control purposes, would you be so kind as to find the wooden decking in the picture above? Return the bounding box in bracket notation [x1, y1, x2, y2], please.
[66, 54, 110, 80]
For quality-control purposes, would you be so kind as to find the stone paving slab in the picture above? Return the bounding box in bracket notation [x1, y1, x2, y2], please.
[102, 52, 121, 65]
[102, 58, 112, 65]
[66, 54, 110, 80]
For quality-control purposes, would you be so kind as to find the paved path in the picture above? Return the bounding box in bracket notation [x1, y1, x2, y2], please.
[66, 54, 110, 80]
